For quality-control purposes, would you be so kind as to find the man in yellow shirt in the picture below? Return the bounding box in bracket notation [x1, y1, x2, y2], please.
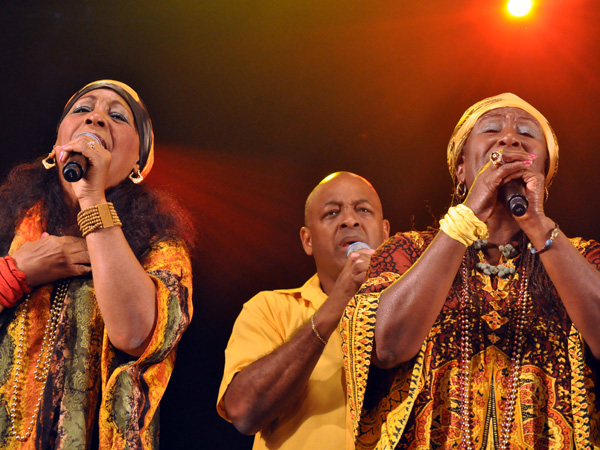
[217, 172, 390, 449]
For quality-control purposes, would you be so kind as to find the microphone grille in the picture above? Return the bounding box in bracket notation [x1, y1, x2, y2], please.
[346, 241, 371, 258]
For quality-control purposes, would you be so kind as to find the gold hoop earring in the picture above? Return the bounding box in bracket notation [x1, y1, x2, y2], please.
[455, 183, 467, 201]
[128, 168, 143, 184]
[42, 153, 56, 170]
[544, 187, 549, 203]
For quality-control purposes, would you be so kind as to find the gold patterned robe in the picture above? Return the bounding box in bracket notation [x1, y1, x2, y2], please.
[341, 230, 600, 450]
[0, 204, 193, 449]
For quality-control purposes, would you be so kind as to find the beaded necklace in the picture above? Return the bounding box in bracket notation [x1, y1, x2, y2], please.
[473, 239, 518, 278]
[458, 251, 533, 450]
[8, 278, 70, 441]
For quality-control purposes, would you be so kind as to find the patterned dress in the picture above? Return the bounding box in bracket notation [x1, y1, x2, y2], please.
[341, 230, 600, 450]
[0, 204, 193, 449]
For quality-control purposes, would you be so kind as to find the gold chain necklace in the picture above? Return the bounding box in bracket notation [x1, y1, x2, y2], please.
[8, 279, 70, 441]
[458, 256, 531, 450]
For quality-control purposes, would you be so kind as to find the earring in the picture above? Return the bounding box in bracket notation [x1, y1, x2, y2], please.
[128, 168, 143, 184]
[455, 183, 467, 201]
[42, 152, 56, 170]
[544, 186, 549, 203]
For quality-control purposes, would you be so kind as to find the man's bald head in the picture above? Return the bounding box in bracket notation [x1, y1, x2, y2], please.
[304, 172, 383, 226]
[300, 172, 389, 293]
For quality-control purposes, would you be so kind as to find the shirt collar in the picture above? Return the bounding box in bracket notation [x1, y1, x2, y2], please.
[274, 274, 328, 309]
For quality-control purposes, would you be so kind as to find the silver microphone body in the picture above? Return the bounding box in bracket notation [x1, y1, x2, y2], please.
[346, 241, 371, 258]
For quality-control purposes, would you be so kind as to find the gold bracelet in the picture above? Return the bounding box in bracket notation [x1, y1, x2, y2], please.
[310, 315, 327, 346]
[77, 202, 122, 237]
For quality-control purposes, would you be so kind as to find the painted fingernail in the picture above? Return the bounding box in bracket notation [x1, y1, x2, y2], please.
[524, 160, 532, 165]
[529, 153, 537, 158]
[59, 151, 66, 162]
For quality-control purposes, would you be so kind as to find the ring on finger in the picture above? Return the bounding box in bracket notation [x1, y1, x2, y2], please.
[87, 141, 96, 150]
[490, 151, 504, 166]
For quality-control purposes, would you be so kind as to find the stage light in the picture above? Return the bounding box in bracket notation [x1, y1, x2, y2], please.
[507, 0, 533, 17]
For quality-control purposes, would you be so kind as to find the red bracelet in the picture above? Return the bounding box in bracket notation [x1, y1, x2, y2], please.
[0, 256, 31, 308]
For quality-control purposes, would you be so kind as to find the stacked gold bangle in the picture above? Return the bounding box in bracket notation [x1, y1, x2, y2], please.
[77, 202, 122, 237]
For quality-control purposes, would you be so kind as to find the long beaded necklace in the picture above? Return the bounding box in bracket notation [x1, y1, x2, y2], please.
[8, 279, 70, 441]
[458, 252, 532, 450]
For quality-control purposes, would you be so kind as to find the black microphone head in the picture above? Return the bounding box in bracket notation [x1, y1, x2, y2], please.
[62, 161, 85, 182]
[62, 153, 88, 182]
[501, 179, 529, 217]
[346, 241, 371, 258]
[507, 194, 528, 217]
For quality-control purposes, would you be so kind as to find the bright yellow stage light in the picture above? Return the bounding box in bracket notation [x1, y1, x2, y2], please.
[507, 0, 533, 17]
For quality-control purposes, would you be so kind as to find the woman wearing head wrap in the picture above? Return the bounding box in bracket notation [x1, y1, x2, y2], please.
[0, 80, 194, 449]
[341, 94, 600, 449]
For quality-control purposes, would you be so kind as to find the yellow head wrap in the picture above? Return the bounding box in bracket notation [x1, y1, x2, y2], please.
[447, 93, 559, 187]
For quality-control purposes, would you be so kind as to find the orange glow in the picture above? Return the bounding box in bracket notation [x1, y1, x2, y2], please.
[507, 0, 533, 17]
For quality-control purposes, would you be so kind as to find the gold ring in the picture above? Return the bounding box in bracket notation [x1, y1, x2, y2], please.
[490, 151, 503, 166]
[87, 141, 96, 150]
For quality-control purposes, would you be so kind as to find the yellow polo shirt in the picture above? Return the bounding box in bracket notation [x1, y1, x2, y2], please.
[217, 274, 351, 450]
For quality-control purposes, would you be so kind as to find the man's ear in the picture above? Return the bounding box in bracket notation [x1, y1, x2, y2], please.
[300, 227, 313, 256]
[382, 219, 390, 240]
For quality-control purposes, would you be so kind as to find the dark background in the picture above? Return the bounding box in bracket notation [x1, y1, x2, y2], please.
[2, 1, 600, 448]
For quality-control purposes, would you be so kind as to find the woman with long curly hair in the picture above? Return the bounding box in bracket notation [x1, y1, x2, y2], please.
[0, 80, 193, 449]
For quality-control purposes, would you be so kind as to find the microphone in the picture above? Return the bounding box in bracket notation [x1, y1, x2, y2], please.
[501, 179, 528, 217]
[346, 241, 371, 258]
[62, 153, 88, 182]
[62, 133, 103, 183]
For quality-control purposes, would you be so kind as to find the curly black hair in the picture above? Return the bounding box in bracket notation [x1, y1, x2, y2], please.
[0, 158, 195, 259]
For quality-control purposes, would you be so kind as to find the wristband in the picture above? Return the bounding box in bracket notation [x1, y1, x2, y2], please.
[439, 204, 489, 247]
[77, 202, 122, 237]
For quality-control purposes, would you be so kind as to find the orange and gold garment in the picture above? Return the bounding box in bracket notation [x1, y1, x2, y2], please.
[0, 205, 193, 449]
[341, 230, 600, 450]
